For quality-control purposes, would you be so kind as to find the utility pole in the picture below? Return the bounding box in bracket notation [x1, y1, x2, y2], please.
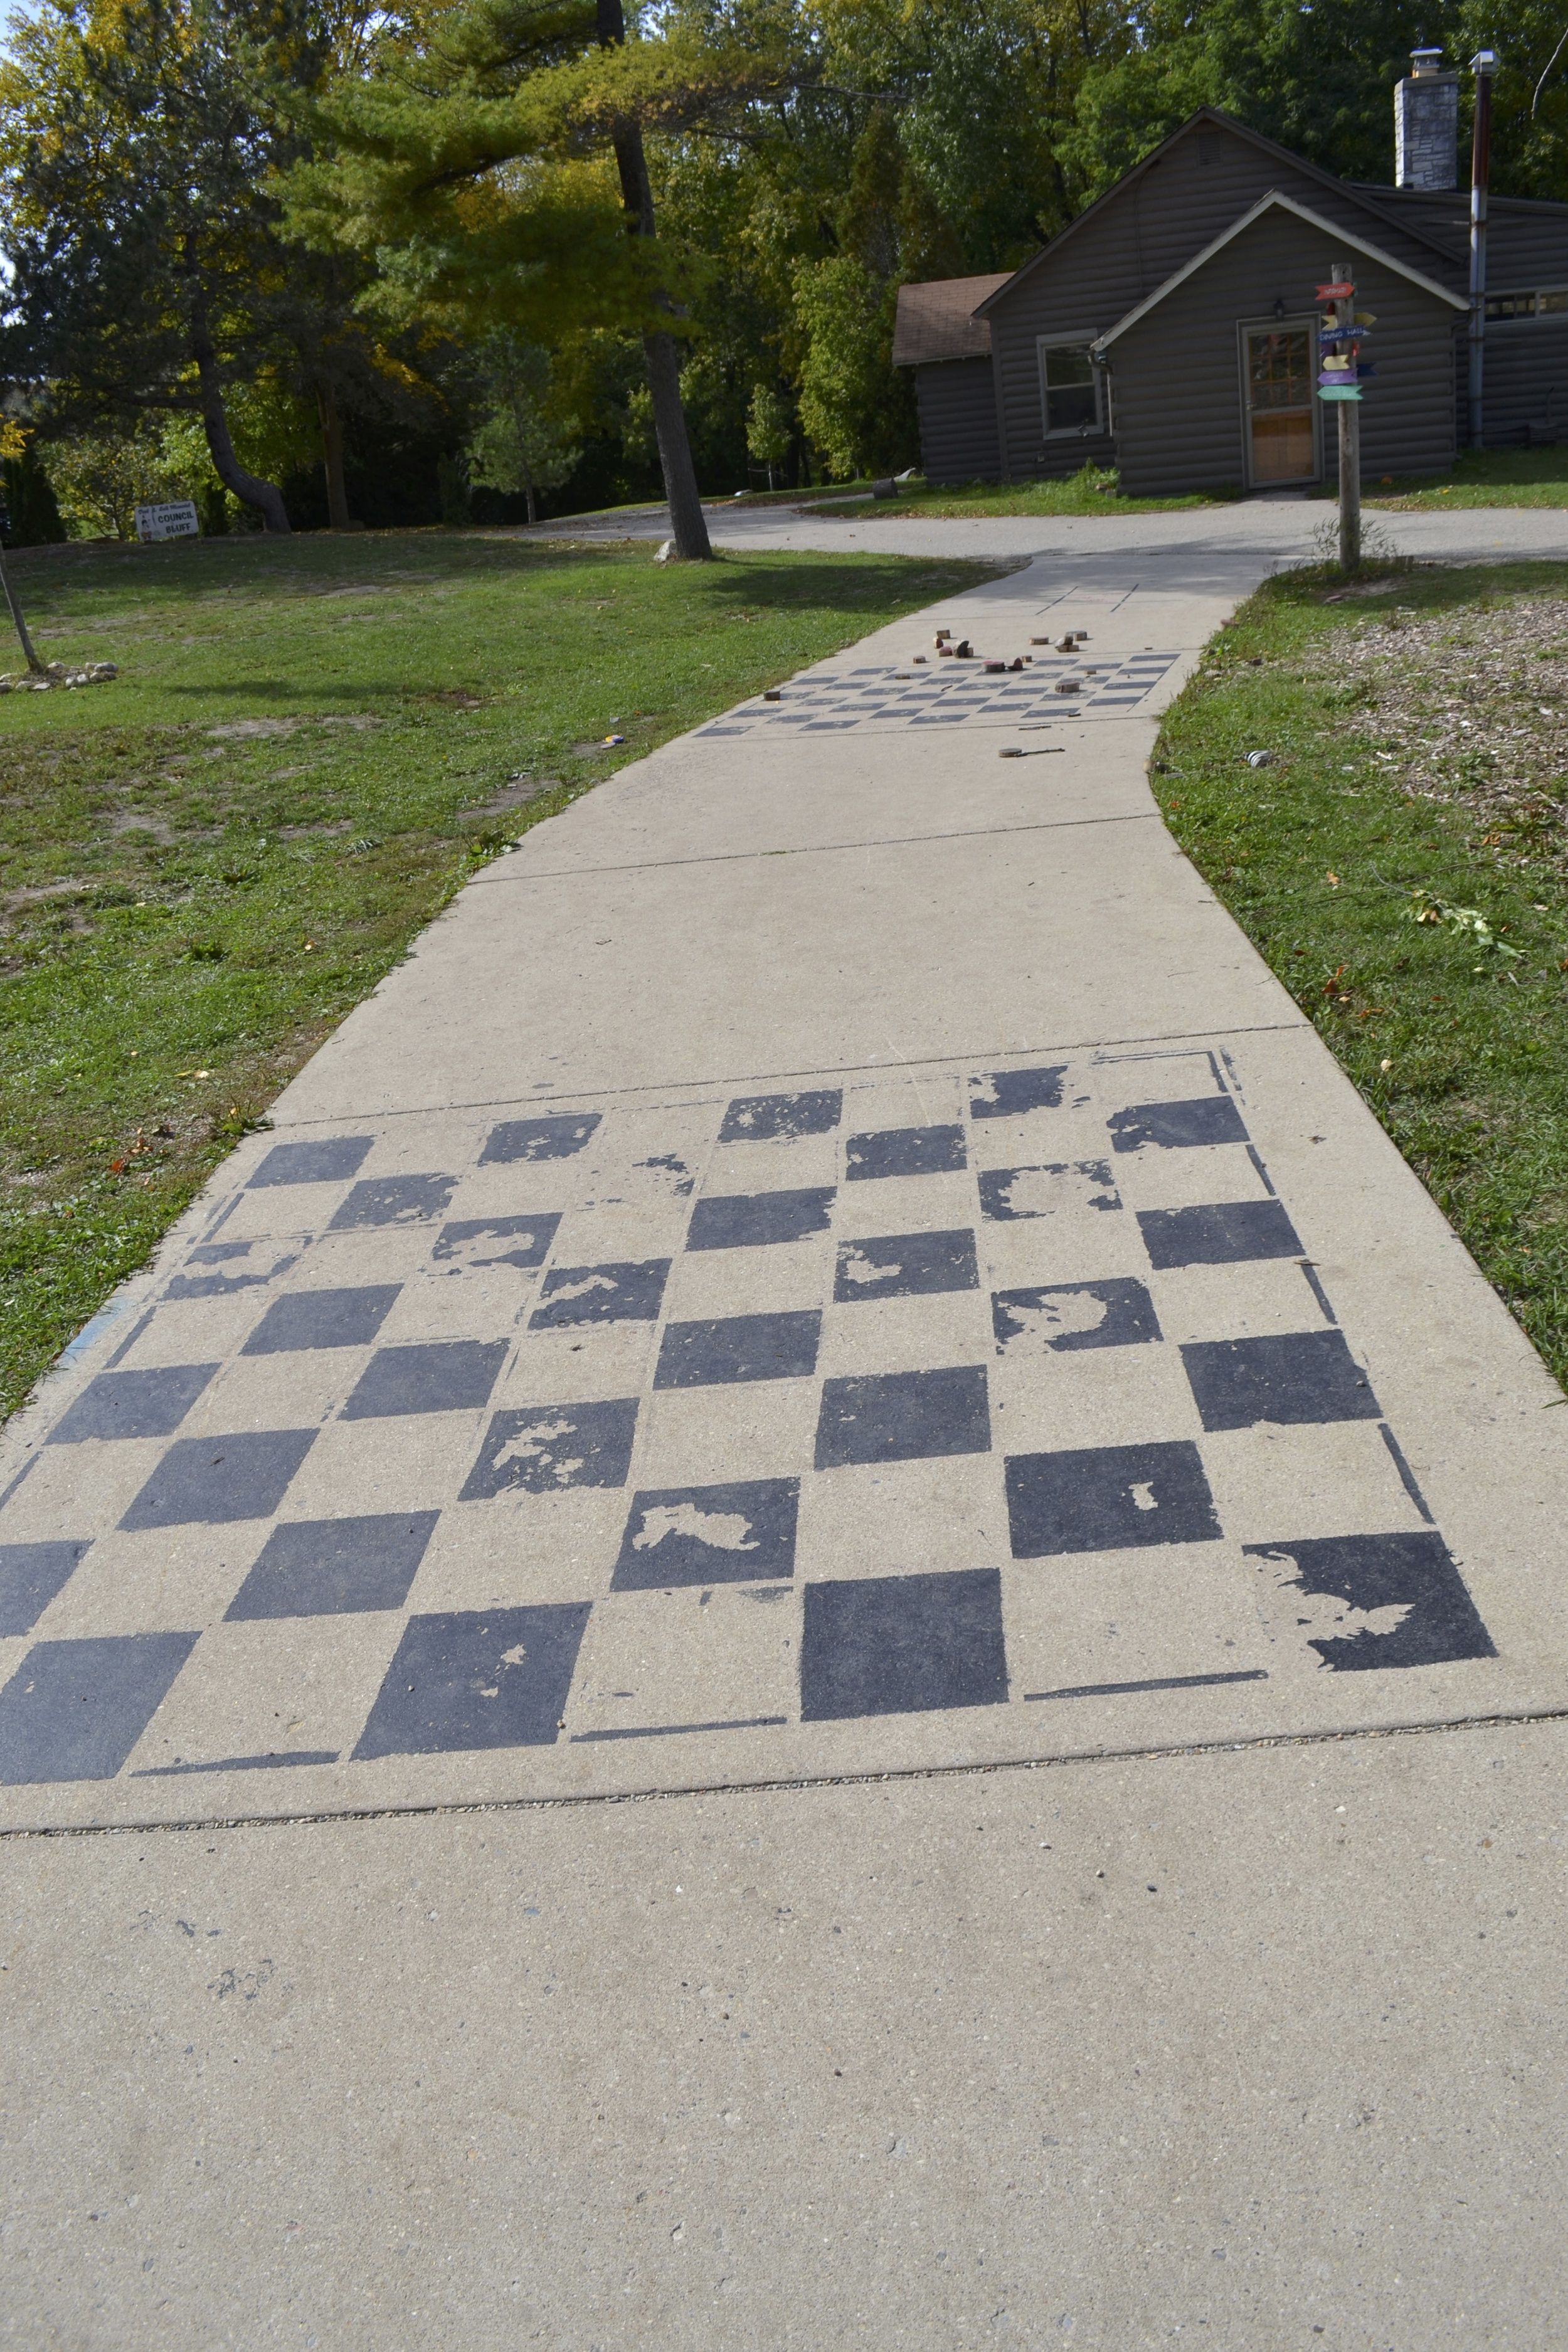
[1318, 259, 1365, 573]
[1468, 49, 1498, 448]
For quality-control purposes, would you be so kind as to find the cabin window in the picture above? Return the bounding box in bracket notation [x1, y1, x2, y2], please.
[1483, 289, 1568, 320]
[1039, 342, 1103, 436]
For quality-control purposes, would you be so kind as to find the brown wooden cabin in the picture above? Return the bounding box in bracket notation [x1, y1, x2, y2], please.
[892, 89, 1568, 495]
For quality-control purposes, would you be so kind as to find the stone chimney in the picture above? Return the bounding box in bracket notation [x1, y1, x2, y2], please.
[1396, 49, 1459, 189]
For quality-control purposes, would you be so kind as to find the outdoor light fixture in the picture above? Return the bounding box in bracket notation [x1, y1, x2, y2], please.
[1273, 296, 1287, 319]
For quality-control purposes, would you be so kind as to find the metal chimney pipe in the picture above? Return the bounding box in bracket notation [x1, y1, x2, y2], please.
[1469, 49, 1498, 447]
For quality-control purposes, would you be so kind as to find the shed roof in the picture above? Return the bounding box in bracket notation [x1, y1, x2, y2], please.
[1089, 188, 1469, 357]
[972, 108, 1464, 319]
[891, 275, 1012, 367]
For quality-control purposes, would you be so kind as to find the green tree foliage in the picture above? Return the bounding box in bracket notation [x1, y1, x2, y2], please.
[465, 331, 582, 521]
[1, 435, 66, 543]
[745, 380, 792, 487]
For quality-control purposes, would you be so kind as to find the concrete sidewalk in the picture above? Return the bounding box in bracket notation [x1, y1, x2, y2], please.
[4, 536, 1567, 2344]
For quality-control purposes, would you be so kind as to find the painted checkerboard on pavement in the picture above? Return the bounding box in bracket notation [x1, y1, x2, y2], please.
[0, 1043, 1498, 1823]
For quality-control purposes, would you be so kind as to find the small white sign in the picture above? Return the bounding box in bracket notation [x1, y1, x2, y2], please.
[134, 499, 200, 543]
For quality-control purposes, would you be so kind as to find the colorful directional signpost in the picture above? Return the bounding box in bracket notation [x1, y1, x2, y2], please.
[1318, 262, 1372, 572]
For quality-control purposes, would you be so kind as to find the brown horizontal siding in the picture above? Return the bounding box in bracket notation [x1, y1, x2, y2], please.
[914, 361, 1003, 484]
[1104, 211, 1457, 496]
[986, 120, 1466, 482]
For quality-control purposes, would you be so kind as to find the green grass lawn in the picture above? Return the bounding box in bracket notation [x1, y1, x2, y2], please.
[1157, 558, 1568, 1389]
[1368, 445, 1568, 509]
[0, 526, 997, 1419]
[804, 467, 1222, 521]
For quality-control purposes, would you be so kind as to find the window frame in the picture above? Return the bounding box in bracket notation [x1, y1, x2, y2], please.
[1036, 336, 1106, 440]
[1483, 288, 1568, 321]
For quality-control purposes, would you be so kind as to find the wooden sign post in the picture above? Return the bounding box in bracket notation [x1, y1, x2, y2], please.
[1317, 260, 1365, 573]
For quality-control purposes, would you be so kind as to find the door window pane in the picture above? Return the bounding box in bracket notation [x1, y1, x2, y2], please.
[1042, 345, 1099, 433]
[1248, 330, 1311, 409]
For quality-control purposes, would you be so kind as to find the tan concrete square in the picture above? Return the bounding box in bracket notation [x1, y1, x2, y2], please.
[1148, 1259, 1330, 1346]
[662, 1241, 832, 1323]
[1111, 1142, 1269, 1213]
[832, 1171, 977, 1238]
[966, 1106, 1111, 1174]
[1088, 1049, 1225, 1110]
[545, 1207, 691, 1269]
[704, 1132, 839, 1194]
[978, 1214, 1148, 1292]
[818, 1291, 993, 1380]
[282, 1412, 484, 1520]
[1199, 1420, 1431, 1546]
[408, 1490, 625, 1612]
[573, 1106, 718, 1207]
[795, 1452, 1008, 1581]
[354, 1116, 489, 1175]
[631, 1380, 820, 1490]
[374, 1269, 540, 1347]
[213, 1180, 354, 1242]
[842, 1075, 966, 1133]
[196, 1348, 364, 1433]
[564, 1584, 799, 1740]
[122, 1614, 404, 1776]
[0, 1441, 169, 1544]
[439, 1162, 583, 1222]
[29, 1522, 260, 1640]
[1001, 1546, 1263, 1697]
[991, 1342, 1203, 1456]
[494, 1322, 659, 1408]
[280, 1224, 436, 1290]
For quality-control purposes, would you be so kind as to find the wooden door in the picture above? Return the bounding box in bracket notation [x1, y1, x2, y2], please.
[1244, 326, 1317, 484]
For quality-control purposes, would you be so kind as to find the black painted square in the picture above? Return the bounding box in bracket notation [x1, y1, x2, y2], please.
[0, 1541, 92, 1637]
[225, 1511, 440, 1619]
[687, 1190, 835, 1251]
[612, 1478, 799, 1589]
[845, 1125, 967, 1182]
[327, 1175, 458, 1230]
[1005, 1439, 1222, 1556]
[48, 1362, 218, 1446]
[1138, 1199, 1302, 1269]
[341, 1340, 509, 1420]
[480, 1113, 601, 1165]
[815, 1365, 990, 1468]
[992, 1277, 1161, 1353]
[969, 1066, 1067, 1121]
[119, 1429, 317, 1529]
[432, 1214, 561, 1273]
[834, 1229, 979, 1302]
[978, 1161, 1121, 1221]
[0, 1631, 199, 1784]
[248, 1135, 374, 1189]
[1181, 1330, 1379, 1430]
[240, 1285, 401, 1355]
[460, 1399, 639, 1497]
[352, 1603, 592, 1759]
[528, 1260, 670, 1328]
[1108, 1096, 1248, 1153]
[1245, 1531, 1496, 1671]
[799, 1568, 1007, 1720]
[718, 1091, 842, 1145]
[654, 1311, 822, 1389]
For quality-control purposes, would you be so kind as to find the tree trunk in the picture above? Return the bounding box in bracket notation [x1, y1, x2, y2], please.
[189, 298, 290, 535]
[315, 380, 354, 529]
[0, 541, 47, 674]
[597, 0, 712, 561]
